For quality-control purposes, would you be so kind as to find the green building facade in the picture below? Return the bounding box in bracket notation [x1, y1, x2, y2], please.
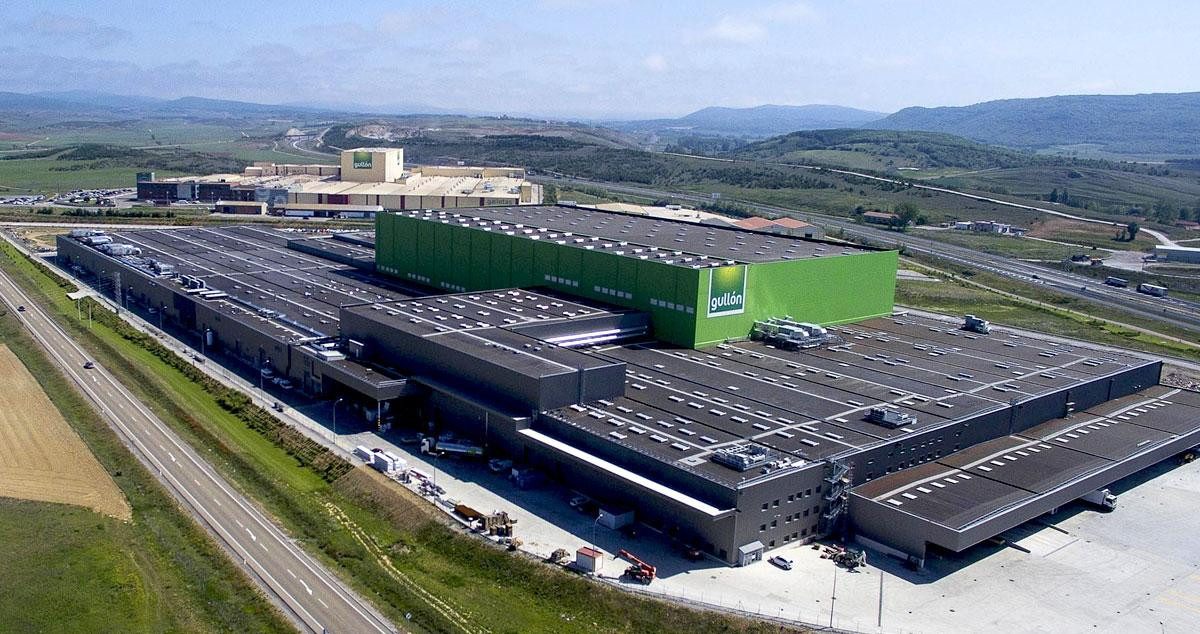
[376, 212, 897, 348]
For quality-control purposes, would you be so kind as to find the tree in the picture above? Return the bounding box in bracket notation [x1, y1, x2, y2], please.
[894, 202, 921, 229]
[1048, 188, 1058, 203]
[1126, 221, 1140, 241]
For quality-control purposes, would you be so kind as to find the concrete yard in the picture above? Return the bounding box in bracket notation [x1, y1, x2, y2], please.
[342, 427, 1200, 633]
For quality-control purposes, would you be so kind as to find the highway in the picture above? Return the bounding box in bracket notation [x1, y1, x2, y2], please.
[536, 174, 1200, 336]
[0, 265, 396, 634]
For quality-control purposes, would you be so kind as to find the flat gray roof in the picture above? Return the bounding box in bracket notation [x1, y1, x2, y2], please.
[391, 205, 874, 267]
[546, 313, 1154, 488]
[851, 386, 1200, 529]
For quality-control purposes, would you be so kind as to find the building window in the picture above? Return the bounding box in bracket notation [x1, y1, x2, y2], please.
[762, 503, 768, 511]
[773, 499, 780, 508]
[771, 520, 777, 528]
[759, 524, 766, 532]
[803, 509, 809, 517]
[788, 494, 794, 503]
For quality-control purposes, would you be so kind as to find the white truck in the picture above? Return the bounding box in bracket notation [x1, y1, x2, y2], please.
[1079, 488, 1117, 511]
[420, 435, 483, 458]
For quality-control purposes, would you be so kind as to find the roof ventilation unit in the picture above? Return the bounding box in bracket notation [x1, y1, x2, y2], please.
[866, 407, 916, 428]
[711, 444, 772, 471]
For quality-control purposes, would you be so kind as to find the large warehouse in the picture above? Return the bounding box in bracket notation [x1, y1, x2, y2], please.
[57, 205, 1200, 567]
[376, 206, 897, 347]
[135, 147, 540, 215]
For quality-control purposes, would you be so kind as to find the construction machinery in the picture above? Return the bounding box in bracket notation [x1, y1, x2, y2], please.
[616, 549, 656, 584]
[821, 545, 867, 570]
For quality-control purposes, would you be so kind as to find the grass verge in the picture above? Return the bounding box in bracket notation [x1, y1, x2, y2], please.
[0, 240, 801, 633]
[0, 304, 291, 633]
[896, 259, 1200, 362]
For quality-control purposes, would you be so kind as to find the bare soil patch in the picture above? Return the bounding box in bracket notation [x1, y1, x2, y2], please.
[0, 344, 130, 519]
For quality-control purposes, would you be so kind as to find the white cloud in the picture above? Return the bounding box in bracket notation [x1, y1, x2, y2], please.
[707, 16, 767, 44]
[642, 53, 667, 72]
[9, 13, 129, 48]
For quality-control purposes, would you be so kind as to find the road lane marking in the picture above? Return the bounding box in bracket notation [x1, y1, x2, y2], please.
[0, 269, 392, 634]
[287, 569, 296, 578]
[246, 528, 256, 541]
[300, 579, 313, 595]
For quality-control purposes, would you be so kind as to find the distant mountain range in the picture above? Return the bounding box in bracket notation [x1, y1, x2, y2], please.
[611, 104, 887, 137]
[871, 92, 1200, 156]
[0, 90, 339, 120]
[3, 89, 1200, 156]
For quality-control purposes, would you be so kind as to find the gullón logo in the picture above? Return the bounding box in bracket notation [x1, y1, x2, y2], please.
[707, 265, 747, 317]
[352, 151, 373, 169]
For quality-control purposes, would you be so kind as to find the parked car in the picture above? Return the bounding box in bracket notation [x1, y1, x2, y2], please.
[769, 555, 794, 570]
[488, 458, 513, 473]
[277, 379, 294, 391]
[568, 494, 589, 510]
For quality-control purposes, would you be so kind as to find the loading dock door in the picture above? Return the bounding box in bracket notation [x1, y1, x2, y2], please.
[738, 540, 764, 566]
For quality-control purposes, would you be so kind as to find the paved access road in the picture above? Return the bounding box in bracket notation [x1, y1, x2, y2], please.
[0, 266, 396, 634]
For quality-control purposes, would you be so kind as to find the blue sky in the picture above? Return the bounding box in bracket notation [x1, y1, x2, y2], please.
[1, 1, 1197, 118]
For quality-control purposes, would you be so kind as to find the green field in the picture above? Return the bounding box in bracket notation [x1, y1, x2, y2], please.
[7, 118, 287, 149]
[0, 305, 290, 633]
[909, 229, 1087, 261]
[0, 156, 186, 193]
[0, 242, 797, 634]
[896, 260, 1200, 361]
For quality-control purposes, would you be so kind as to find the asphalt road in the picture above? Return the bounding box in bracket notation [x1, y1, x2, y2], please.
[536, 174, 1200, 335]
[0, 266, 396, 634]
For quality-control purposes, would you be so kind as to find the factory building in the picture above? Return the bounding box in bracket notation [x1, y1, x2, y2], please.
[57, 205, 1200, 567]
[135, 147, 539, 214]
[375, 206, 896, 348]
[1154, 244, 1200, 264]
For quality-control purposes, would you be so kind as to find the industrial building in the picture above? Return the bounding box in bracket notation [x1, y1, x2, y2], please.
[375, 206, 896, 347]
[135, 147, 540, 215]
[57, 204, 1200, 567]
[1154, 244, 1200, 264]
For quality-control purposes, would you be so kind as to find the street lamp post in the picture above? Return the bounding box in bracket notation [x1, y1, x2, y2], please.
[332, 398, 344, 435]
[830, 565, 838, 628]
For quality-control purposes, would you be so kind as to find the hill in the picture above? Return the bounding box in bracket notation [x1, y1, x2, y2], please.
[729, 129, 1047, 171]
[872, 92, 1200, 157]
[613, 104, 886, 138]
